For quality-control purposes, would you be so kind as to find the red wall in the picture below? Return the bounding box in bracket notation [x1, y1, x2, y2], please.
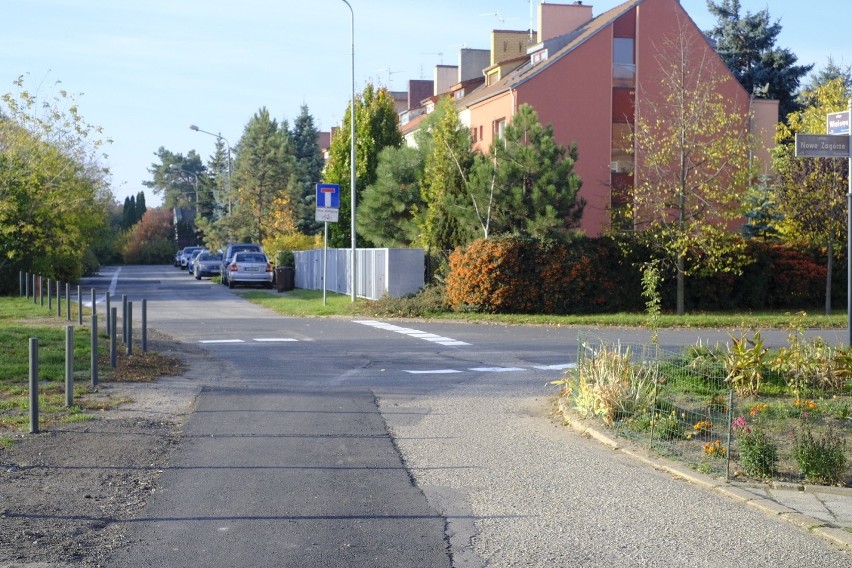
[517, 28, 615, 236]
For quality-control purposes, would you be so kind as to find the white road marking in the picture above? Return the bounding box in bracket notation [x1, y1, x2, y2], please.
[353, 319, 470, 346]
[404, 369, 463, 374]
[469, 366, 527, 372]
[253, 338, 298, 342]
[533, 363, 577, 370]
[199, 339, 245, 344]
[403, 363, 575, 375]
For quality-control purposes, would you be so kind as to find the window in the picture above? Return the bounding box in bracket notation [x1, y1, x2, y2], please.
[613, 37, 635, 88]
[494, 118, 506, 140]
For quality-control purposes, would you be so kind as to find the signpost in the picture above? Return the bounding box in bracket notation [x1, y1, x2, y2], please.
[315, 184, 340, 304]
[798, 101, 852, 345]
[827, 110, 850, 135]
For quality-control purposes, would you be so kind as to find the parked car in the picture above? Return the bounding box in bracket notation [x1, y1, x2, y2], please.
[225, 251, 273, 289]
[179, 246, 204, 270]
[221, 243, 264, 285]
[174, 248, 184, 267]
[186, 249, 203, 274]
[192, 251, 223, 280]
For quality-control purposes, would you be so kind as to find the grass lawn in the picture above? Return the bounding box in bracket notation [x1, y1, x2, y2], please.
[238, 288, 849, 329]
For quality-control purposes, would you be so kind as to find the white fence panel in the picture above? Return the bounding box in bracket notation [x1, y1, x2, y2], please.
[293, 248, 424, 300]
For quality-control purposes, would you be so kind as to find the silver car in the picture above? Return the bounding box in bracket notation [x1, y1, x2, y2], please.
[192, 251, 223, 280]
[225, 252, 273, 289]
[179, 246, 203, 269]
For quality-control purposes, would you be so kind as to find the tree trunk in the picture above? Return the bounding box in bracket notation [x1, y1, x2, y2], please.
[826, 237, 833, 315]
[676, 253, 685, 316]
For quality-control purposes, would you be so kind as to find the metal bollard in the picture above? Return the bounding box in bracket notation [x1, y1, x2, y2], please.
[47, 278, 52, 311]
[110, 307, 117, 369]
[126, 301, 133, 356]
[65, 325, 74, 408]
[91, 288, 97, 320]
[25, 272, 30, 300]
[65, 283, 71, 321]
[105, 294, 111, 336]
[77, 285, 83, 326]
[39, 276, 44, 306]
[141, 299, 147, 353]
[29, 338, 39, 434]
[19, 271, 24, 297]
[91, 314, 98, 388]
[56, 280, 62, 318]
[121, 295, 128, 344]
[33, 274, 37, 305]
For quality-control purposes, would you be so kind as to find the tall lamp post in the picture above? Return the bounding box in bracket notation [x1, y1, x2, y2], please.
[189, 125, 232, 215]
[341, 0, 356, 302]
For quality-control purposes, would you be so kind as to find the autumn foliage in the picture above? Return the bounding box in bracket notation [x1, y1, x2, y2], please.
[445, 237, 839, 314]
[122, 208, 176, 264]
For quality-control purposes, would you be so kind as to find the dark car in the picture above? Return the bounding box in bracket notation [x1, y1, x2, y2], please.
[192, 251, 223, 279]
[221, 243, 264, 285]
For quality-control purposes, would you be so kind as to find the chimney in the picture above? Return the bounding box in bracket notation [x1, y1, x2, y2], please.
[538, 1, 594, 43]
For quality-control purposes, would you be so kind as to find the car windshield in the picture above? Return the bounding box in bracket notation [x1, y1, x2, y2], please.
[236, 253, 266, 263]
[200, 253, 222, 261]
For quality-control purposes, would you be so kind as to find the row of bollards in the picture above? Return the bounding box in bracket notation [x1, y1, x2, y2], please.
[20, 270, 150, 434]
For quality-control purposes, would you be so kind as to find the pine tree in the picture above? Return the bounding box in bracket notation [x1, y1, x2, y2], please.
[706, 0, 812, 120]
[135, 191, 147, 224]
[290, 105, 325, 235]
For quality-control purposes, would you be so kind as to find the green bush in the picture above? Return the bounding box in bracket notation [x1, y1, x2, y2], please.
[736, 426, 778, 479]
[795, 423, 847, 485]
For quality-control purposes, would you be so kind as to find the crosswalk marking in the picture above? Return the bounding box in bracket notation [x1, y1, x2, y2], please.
[353, 320, 471, 346]
[404, 363, 574, 375]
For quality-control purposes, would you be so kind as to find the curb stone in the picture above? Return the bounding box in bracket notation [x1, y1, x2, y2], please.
[558, 407, 852, 553]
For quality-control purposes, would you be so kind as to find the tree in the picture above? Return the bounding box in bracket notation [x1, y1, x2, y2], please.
[144, 148, 209, 212]
[419, 96, 475, 250]
[705, 0, 812, 120]
[122, 207, 175, 264]
[478, 103, 583, 240]
[772, 77, 850, 314]
[290, 105, 325, 235]
[360, 146, 425, 247]
[631, 18, 752, 315]
[135, 191, 147, 221]
[232, 107, 296, 243]
[801, 57, 852, 103]
[0, 75, 112, 289]
[324, 84, 402, 247]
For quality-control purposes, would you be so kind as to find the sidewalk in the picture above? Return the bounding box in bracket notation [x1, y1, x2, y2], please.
[567, 416, 852, 551]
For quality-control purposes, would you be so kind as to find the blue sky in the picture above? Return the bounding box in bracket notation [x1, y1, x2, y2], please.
[3, 0, 849, 206]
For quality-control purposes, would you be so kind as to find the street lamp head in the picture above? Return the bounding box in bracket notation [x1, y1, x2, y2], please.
[189, 125, 199, 131]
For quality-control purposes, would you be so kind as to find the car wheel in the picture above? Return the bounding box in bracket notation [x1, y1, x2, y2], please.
[265, 282, 273, 289]
[195, 273, 201, 280]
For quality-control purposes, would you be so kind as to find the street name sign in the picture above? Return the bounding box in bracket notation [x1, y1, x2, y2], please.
[794, 133, 851, 158]
[315, 183, 340, 223]
[827, 111, 850, 135]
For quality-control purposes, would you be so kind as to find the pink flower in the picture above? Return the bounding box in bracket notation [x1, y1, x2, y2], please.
[732, 416, 747, 430]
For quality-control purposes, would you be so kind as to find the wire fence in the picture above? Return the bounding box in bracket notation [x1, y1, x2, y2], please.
[566, 332, 852, 484]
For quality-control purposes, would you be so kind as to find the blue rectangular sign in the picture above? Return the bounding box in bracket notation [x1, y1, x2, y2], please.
[316, 183, 340, 209]
[827, 111, 850, 135]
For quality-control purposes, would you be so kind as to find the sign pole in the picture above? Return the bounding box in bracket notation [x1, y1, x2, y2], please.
[847, 98, 851, 346]
[323, 221, 328, 306]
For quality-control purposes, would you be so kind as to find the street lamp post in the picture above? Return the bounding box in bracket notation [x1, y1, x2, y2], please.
[189, 125, 232, 215]
[341, 0, 356, 302]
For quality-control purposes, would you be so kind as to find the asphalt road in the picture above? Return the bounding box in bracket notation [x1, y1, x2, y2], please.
[92, 265, 851, 567]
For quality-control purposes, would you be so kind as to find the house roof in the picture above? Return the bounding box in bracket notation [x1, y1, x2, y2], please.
[458, 0, 644, 109]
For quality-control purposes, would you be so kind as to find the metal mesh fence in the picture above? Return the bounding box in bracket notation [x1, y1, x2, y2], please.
[569, 332, 852, 483]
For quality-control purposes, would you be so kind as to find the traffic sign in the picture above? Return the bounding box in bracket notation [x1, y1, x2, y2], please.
[316, 183, 340, 209]
[315, 183, 340, 223]
[795, 133, 851, 158]
[827, 111, 850, 135]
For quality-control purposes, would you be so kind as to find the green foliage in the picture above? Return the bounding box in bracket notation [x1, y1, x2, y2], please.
[290, 105, 326, 236]
[360, 285, 449, 318]
[795, 422, 847, 485]
[736, 426, 778, 479]
[325, 84, 403, 248]
[261, 232, 321, 266]
[641, 260, 662, 346]
[706, 0, 812, 119]
[233, 108, 297, 243]
[0, 75, 112, 291]
[723, 331, 768, 396]
[770, 333, 852, 397]
[420, 96, 475, 250]
[360, 146, 425, 247]
[483, 104, 584, 239]
[631, 22, 752, 315]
